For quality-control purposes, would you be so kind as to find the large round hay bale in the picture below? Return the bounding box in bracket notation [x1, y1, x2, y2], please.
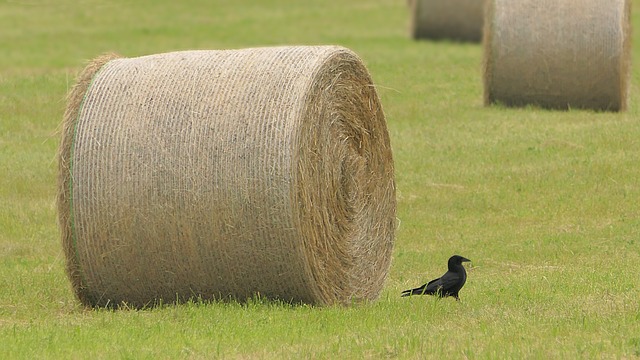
[483, 0, 631, 111]
[57, 46, 397, 308]
[410, 0, 485, 42]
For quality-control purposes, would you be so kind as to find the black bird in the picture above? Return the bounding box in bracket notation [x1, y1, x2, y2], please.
[401, 255, 471, 300]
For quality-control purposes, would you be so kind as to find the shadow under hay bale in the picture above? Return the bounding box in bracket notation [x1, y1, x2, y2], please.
[483, 0, 631, 111]
[58, 46, 397, 308]
[409, 0, 485, 42]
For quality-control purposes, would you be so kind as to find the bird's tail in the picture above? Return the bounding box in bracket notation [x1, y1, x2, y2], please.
[401, 286, 426, 297]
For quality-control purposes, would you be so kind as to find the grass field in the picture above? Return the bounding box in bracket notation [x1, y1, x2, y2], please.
[2, 0, 640, 358]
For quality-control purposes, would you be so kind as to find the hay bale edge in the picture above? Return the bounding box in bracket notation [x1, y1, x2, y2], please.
[58, 53, 121, 307]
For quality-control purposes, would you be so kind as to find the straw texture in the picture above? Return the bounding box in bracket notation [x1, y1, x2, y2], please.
[483, 0, 631, 111]
[57, 46, 396, 308]
[410, 0, 485, 42]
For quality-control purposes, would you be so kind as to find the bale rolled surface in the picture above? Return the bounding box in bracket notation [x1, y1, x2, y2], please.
[58, 46, 396, 308]
[410, 0, 485, 42]
[483, 0, 631, 111]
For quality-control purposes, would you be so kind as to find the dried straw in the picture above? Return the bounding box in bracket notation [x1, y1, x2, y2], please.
[57, 46, 396, 308]
[410, 0, 485, 42]
[483, 0, 631, 111]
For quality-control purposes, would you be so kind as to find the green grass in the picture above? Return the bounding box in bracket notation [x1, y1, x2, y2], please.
[2, 0, 640, 358]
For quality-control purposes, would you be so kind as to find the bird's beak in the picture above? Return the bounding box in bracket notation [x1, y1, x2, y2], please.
[462, 257, 471, 263]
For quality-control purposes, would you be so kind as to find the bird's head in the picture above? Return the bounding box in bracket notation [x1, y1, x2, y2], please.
[449, 255, 471, 267]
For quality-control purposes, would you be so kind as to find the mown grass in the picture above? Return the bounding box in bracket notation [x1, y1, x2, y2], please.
[2, 0, 640, 358]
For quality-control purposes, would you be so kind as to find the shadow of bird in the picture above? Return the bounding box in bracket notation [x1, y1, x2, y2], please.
[401, 255, 471, 301]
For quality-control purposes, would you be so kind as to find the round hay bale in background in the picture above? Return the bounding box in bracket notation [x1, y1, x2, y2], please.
[409, 0, 485, 42]
[57, 46, 397, 308]
[483, 0, 631, 111]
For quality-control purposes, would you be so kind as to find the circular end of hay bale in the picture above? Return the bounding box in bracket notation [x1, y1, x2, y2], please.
[483, 0, 631, 111]
[410, 0, 485, 42]
[57, 46, 396, 308]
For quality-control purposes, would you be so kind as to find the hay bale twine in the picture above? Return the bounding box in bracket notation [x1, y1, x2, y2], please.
[410, 0, 485, 42]
[483, 0, 631, 111]
[57, 46, 396, 308]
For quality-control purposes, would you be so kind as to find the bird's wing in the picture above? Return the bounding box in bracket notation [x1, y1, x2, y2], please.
[425, 276, 441, 288]
[425, 271, 460, 293]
